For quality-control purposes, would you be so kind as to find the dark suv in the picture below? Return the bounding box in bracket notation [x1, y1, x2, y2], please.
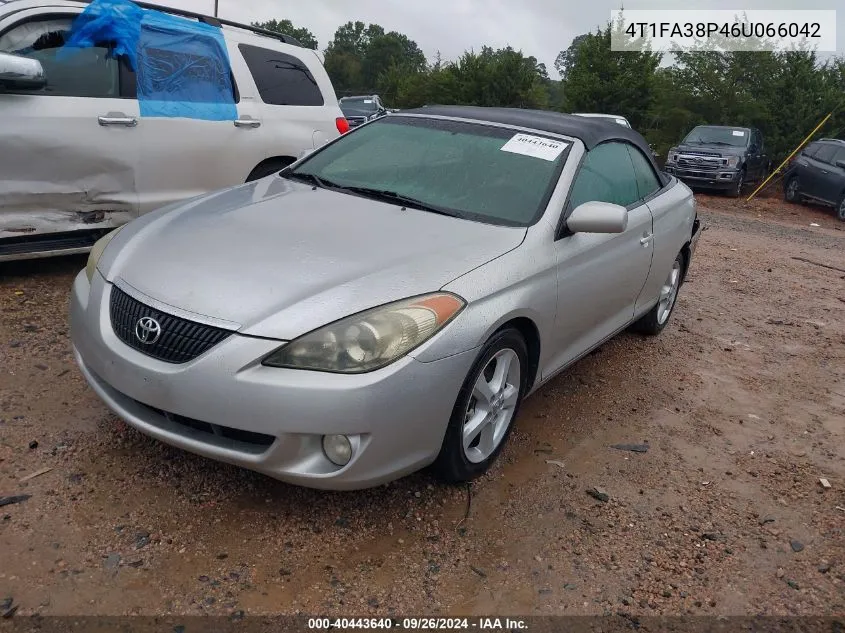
[338, 95, 388, 128]
[783, 138, 845, 221]
[664, 125, 769, 197]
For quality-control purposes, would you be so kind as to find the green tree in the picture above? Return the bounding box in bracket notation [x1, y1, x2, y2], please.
[324, 22, 426, 97]
[558, 22, 662, 129]
[252, 19, 318, 49]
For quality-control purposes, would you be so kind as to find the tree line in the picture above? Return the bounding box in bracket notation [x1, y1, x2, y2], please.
[254, 18, 845, 163]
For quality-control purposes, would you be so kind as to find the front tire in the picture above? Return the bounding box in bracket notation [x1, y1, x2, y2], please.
[730, 168, 746, 198]
[785, 176, 800, 203]
[836, 193, 845, 222]
[432, 329, 528, 483]
[632, 252, 684, 336]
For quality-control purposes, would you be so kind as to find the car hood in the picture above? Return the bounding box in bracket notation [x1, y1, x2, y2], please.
[100, 177, 526, 341]
[672, 143, 747, 157]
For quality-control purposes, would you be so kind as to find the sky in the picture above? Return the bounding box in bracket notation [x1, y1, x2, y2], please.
[161, 0, 844, 78]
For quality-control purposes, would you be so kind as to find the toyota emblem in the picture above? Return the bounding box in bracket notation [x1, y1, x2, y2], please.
[135, 316, 162, 345]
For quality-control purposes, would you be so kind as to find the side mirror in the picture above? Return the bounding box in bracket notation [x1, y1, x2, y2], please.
[836, 160, 845, 169]
[749, 144, 758, 154]
[567, 201, 628, 234]
[0, 52, 46, 92]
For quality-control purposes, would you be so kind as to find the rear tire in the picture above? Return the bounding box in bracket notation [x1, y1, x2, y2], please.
[837, 193, 845, 222]
[632, 252, 685, 336]
[432, 329, 528, 484]
[785, 176, 801, 203]
[246, 158, 295, 183]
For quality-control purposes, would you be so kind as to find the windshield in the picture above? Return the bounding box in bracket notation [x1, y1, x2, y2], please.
[339, 97, 379, 115]
[683, 126, 749, 147]
[287, 116, 571, 226]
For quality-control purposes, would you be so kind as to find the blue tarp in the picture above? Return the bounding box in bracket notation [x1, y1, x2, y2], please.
[61, 0, 237, 121]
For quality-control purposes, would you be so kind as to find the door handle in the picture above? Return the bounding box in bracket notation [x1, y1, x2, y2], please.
[234, 118, 261, 129]
[820, 170, 829, 175]
[98, 115, 137, 127]
[640, 233, 653, 247]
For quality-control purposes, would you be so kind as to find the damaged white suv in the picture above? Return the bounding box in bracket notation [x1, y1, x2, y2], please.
[0, 0, 347, 261]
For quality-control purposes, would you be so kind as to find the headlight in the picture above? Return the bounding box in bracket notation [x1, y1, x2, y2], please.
[726, 156, 740, 168]
[263, 293, 466, 373]
[85, 226, 124, 282]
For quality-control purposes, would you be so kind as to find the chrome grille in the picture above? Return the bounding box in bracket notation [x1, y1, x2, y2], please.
[109, 286, 233, 364]
[677, 155, 722, 171]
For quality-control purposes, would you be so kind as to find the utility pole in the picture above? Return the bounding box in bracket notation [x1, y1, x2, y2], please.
[213, 0, 219, 17]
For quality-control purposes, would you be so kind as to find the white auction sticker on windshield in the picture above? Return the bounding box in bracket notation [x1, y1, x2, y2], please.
[732, 130, 746, 137]
[500, 134, 568, 161]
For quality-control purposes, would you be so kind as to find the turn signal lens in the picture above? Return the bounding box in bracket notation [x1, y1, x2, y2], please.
[336, 117, 350, 134]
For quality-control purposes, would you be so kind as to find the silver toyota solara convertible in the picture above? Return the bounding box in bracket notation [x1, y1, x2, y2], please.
[70, 106, 702, 490]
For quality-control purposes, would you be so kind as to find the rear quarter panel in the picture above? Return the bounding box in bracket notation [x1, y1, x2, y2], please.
[226, 32, 344, 176]
[638, 178, 696, 315]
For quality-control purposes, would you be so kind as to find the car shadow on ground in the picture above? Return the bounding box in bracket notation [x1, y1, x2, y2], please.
[0, 254, 88, 280]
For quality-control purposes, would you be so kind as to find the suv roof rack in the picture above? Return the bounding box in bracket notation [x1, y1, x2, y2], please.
[78, 0, 304, 47]
[818, 138, 845, 143]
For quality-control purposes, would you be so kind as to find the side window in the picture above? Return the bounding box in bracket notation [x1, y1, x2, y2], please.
[238, 44, 324, 106]
[814, 144, 837, 164]
[626, 145, 661, 200]
[802, 143, 820, 158]
[0, 17, 119, 97]
[569, 142, 640, 209]
[833, 147, 845, 166]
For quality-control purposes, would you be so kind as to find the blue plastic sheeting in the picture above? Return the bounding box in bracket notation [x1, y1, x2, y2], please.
[61, 0, 142, 69]
[136, 11, 237, 121]
[62, 0, 237, 121]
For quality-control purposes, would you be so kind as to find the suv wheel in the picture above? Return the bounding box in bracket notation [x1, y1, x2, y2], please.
[785, 177, 800, 203]
[837, 193, 845, 222]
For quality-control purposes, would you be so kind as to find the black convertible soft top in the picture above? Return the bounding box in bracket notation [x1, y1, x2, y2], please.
[402, 105, 668, 185]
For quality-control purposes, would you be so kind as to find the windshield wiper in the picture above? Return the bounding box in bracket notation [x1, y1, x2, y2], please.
[284, 172, 330, 189]
[328, 185, 462, 218]
[703, 141, 733, 146]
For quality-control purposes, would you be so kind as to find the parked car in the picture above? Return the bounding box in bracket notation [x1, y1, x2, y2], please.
[0, 0, 347, 262]
[664, 125, 769, 197]
[338, 94, 389, 128]
[783, 138, 845, 221]
[70, 105, 702, 490]
[572, 113, 631, 128]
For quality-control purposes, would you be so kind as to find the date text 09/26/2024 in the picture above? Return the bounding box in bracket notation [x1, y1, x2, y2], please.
[307, 618, 528, 630]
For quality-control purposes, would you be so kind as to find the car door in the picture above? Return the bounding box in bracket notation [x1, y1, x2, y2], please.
[630, 146, 691, 314]
[0, 10, 141, 239]
[133, 31, 267, 214]
[817, 146, 845, 204]
[755, 130, 769, 179]
[804, 143, 837, 202]
[547, 141, 655, 376]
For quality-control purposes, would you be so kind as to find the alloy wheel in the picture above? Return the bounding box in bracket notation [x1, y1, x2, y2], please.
[786, 178, 799, 202]
[657, 259, 682, 325]
[462, 349, 521, 464]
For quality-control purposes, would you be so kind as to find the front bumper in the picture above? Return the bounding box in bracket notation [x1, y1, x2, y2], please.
[665, 165, 741, 190]
[70, 270, 477, 490]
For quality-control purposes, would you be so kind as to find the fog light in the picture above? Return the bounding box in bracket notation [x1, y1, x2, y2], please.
[322, 434, 353, 467]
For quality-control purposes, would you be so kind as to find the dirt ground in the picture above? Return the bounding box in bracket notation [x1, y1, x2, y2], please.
[0, 191, 843, 619]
